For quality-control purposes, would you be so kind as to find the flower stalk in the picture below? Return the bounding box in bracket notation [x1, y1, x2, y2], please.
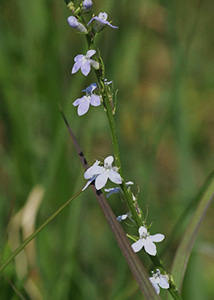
[67, 3, 183, 299]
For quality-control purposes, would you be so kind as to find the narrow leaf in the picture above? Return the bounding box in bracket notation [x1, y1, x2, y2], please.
[60, 109, 161, 300]
[171, 171, 214, 291]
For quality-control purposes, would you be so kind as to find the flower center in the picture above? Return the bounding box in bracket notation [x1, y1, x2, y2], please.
[141, 232, 148, 239]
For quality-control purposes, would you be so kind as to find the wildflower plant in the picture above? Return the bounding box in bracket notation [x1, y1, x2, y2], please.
[1, 1, 213, 300]
[63, 1, 182, 298]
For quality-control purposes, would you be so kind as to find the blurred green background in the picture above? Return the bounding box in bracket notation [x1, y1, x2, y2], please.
[0, 0, 214, 299]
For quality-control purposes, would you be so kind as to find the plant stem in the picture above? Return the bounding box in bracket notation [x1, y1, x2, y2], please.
[0, 190, 82, 274]
[81, 16, 183, 300]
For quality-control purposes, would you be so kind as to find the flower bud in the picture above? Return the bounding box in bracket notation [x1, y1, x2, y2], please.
[67, 16, 87, 34]
[82, 0, 93, 12]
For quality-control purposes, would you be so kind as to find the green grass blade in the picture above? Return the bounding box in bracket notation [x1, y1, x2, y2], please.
[171, 171, 214, 291]
[0, 190, 82, 274]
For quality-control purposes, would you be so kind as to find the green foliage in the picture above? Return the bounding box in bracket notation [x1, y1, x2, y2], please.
[0, 0, 213, 299]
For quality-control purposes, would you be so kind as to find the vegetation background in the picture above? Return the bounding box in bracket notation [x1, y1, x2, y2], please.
[0, 0, 213, 299]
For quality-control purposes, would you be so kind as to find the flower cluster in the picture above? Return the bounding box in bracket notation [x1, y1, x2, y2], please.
[67, 1, 168, 295]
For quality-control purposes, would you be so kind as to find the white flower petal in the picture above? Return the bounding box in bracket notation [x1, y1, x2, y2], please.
[126, 181, 134, 186]
[150, 234, 165, 243]
[90, 59, 99, 70]
[109, 170, 122, 184]
[144, 238, 157, 256]
[104, 155, 114, 167]
[74, 54, 84, 62]
[81, 61, 91, 76]
[86, 49, 96, 58]
[77, 101, 90, 116]
[73, 97, 84, 106]
[95, 171, 109, 190]
[71, 60, 82, 74]
[131, 239, 145, 253]
[139, 226, 147, 236]
[82, 176, 96, 191]
[149, 277, 160, 295]
[159, 276, 169, 289]
[90, 95, 101, 107]
[117, 213, 129, 222]
[84, 165, 104, 179]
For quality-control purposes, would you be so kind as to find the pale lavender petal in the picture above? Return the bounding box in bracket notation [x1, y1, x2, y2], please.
[139, 226, 147, 236]
[131, 239, 144, 253]
[84, 165, 104, 179]
[81, 61, 91, 76]
[87, 17, 95, 26]
[95, 172, 109, 190]
[74, 54, 84, 62]
[106, 21, 118, 29]
[77, 101, 90, 116]
[104, 155, 114, 166]
[126, 181, 134, 186]
[149, 277, 160, 295]
[86, 49, 96, 58]
[73, 97, 84, 106]
[109, 170, 122, 184]
[159, 276, 169, 289]
[90, 59, 99, 70]
[90, 95, 101, 106]
[144, 238, 157, 256]
[104, 187, 120, 198]
[150, 234, 165, 243]
[82, 176, 96, 191]
[72, 60, 83, 74]
[117, 213, 129, 222]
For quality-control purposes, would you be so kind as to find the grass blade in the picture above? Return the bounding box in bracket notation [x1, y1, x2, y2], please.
[171, 171, 214, 291]
[60, 109, 161, 300]
[0, 190, 82, 274]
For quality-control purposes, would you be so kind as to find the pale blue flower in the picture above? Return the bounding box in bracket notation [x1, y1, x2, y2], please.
[88, 12, 118, 32]
[72, 50, 99, 76]
[83, 0, 92, 11]
[104, 181, 133, 198]
[67, 16, 87, 34]
[73, 83, 101, 116]
[131, 226, 165, 256]
[104, 78, 113, 85]
[84, 156, 122, 190]
[117, 212, 133, 222]
[149, 269, 169, 295]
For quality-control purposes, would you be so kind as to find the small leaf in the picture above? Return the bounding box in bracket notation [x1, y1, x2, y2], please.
[171, 171, 214, 291]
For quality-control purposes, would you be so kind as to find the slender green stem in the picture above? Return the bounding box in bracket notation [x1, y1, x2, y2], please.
[77, 13, 183, 300]
[0, 189, 82, 274]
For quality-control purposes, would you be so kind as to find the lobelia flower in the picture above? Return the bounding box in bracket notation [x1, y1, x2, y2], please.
[83, 156, 122, 190]
[117, 212, 133, 222]
[73, 83, 101, 116]
[149, 269, 169, 295]
[71, 50, 99, 76]
[131, 226, 164, 256]
[88, 12, 118, 32]
[67, 16, 87, 34]
[104, 181, 133, 198]
[82, 0, 92, 11]
[104, 78, 113, 85]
